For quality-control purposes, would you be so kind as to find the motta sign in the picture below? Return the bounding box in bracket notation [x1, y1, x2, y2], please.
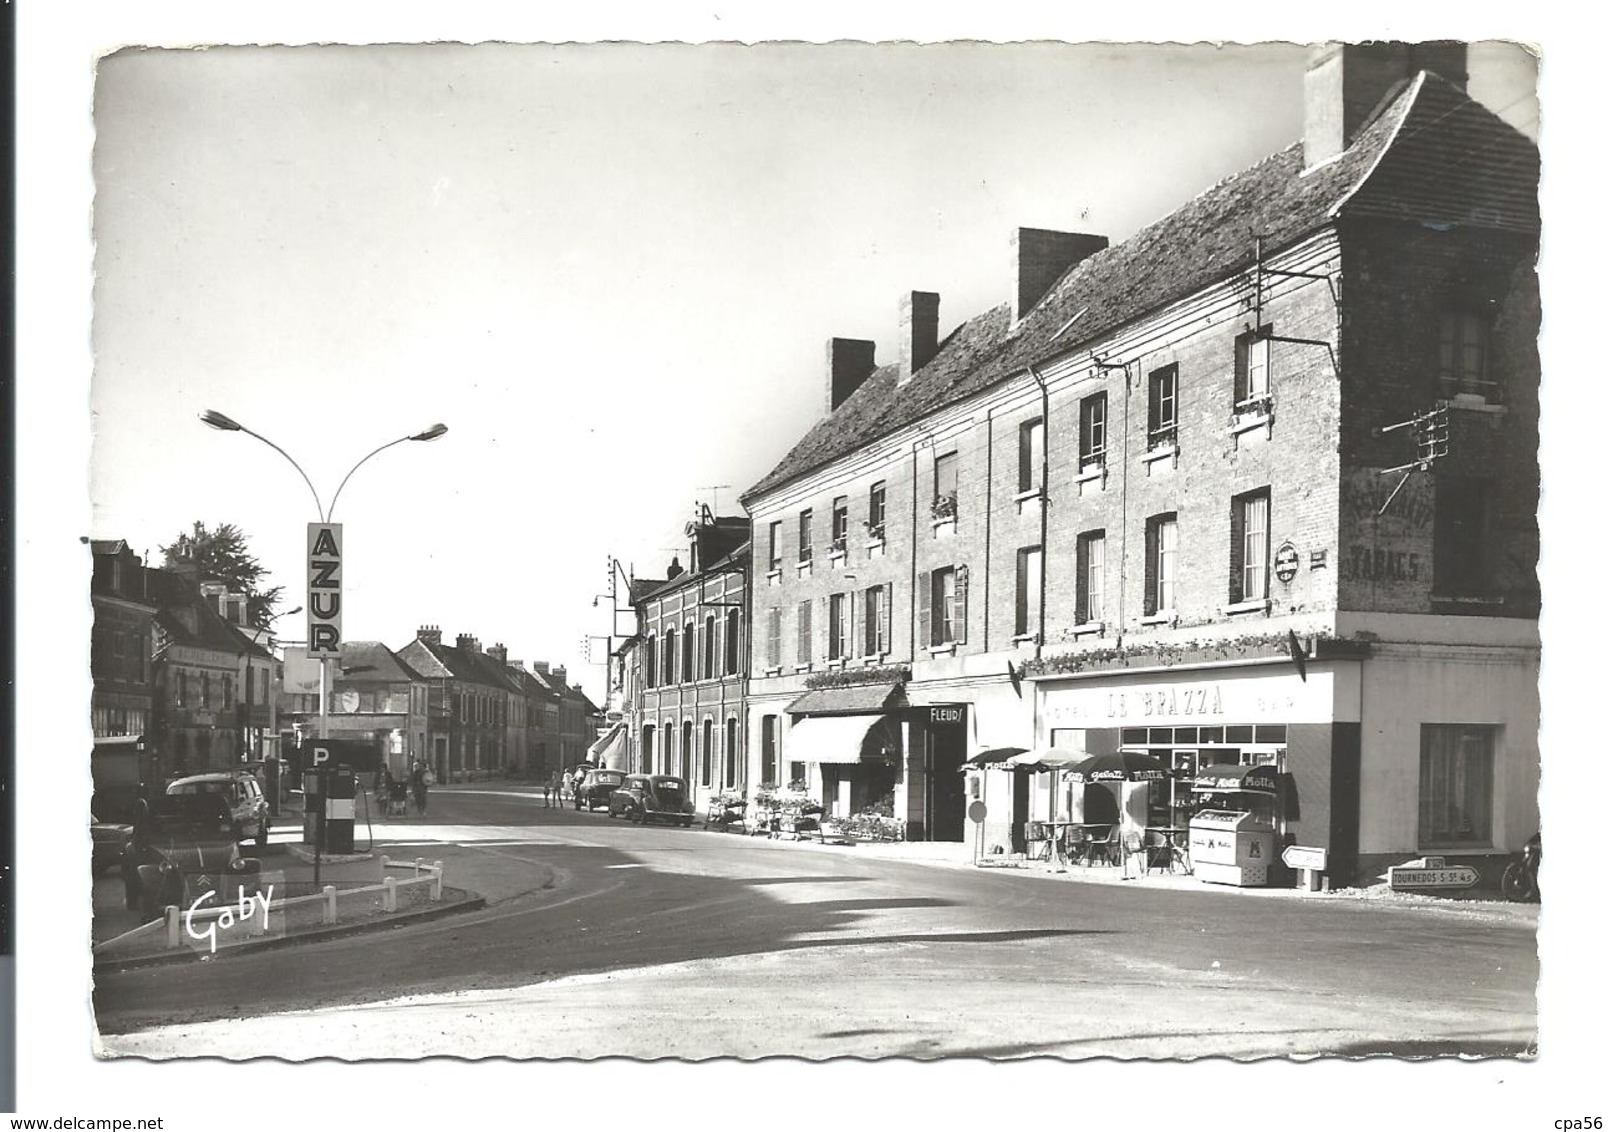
[307, 522, 343, 659]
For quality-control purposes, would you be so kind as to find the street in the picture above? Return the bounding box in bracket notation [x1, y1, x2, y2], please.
[95, 786, 1539, 1060]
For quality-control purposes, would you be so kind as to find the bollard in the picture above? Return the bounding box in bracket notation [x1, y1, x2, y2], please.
[415, 857, 424, 877]
[431, 860, 443, 901]
[165, 905, 181, 949]
[322, 884, 337, 924]
[383, 877, 397, 913]
[380, 855, 391, 878]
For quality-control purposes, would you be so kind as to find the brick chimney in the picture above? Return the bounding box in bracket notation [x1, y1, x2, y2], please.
[1012, 228, 1109, 322]
[551, 665, 568, 687]
[1304, 41, 1469, 169]
[825, 337, 877, 413]
[486, 642, 508, 664]
[456, 633, 481, 653]
[897, 291, 940, 386]
[533, 661, 550, 674]
[417, 624, 442, 646]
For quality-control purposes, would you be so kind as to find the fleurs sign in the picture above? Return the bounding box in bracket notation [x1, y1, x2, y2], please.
[1274, 541, 1299, 584]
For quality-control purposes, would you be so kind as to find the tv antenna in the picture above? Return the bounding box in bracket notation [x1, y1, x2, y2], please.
[1374, 405, 1450, 516]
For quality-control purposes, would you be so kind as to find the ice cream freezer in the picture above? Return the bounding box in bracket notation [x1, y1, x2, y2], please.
[1188, 809, 1275, 886]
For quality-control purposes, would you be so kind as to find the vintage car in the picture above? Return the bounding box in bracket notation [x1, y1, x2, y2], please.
[608, 774, 696, 827]
[574, 768, 625, 812]
[91, 812, 134, 875]
[122, 794, 263, 922]
[166, 770, 271, 847]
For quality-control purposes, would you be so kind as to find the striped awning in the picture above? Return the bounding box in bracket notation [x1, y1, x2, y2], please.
[787, 714, 884, 765]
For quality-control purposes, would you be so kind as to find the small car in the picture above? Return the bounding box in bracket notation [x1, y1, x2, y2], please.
[574, 768, 625, 811]
[166, 771, 271, 847]
[608, 774, 696, 827]
[121, 794, 263, 922]
[91, 812, 134, 875]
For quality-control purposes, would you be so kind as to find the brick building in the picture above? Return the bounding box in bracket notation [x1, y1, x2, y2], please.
[396, 628, 521, 782]
[740, 43, 1538, 882]
[278, 641, 430, 777]
[623, 510, 749, 810]
[90, 540, 157, 741]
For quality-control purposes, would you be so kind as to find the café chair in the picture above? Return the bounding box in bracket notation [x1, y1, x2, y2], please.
[1081, 825, 1116, 867]
[1144, 829, 1174, 874]
[1120, 831, 1147, 879]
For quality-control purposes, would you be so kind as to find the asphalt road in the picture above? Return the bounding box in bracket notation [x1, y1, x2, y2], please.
[94, 787, 1538, 1059]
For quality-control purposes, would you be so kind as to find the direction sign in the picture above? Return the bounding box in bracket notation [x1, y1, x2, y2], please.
[1387, 864, 1479, 891]
[307, 522, 343, 658]
[1282, 845, 1328, 872]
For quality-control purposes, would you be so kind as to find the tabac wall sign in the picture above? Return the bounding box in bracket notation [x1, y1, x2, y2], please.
[1274, 541, 1300, 585]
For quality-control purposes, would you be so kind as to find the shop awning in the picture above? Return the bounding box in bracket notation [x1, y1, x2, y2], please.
[787, 714, 884, 765]
[588, 723, 627, 769]
[1192, 764, 1280, 794]
[786, 682, 905, 716]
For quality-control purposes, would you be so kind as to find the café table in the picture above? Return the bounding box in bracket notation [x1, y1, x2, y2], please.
[1027, 821, 1084, 869]
[1144, 826, 1192, 874]
[1065, 823, 1119, 867]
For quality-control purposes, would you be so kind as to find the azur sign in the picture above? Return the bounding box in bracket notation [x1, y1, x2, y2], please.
[307, 522, 343, 658]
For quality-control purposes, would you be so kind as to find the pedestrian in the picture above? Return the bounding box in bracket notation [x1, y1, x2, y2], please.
[377, 764, 394, 816]
[549, 768, 563, 808]
[410, 759, 429, 817]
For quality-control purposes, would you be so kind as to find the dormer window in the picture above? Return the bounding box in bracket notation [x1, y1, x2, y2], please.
[1438, 311, 1499, 403]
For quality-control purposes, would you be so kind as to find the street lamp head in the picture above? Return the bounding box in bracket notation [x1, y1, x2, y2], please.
[200, 409, 244, 432]
[410, 423, 449, 442]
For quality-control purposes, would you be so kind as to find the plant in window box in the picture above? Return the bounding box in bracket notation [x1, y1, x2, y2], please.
[931, 494, 957, 521]
[1234, 393, 1274, 420]
[864, 520, 886, 543]
[829, 534, 847, 555]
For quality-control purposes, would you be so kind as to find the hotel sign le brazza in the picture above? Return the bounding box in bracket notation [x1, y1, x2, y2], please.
[1042, 667, 1351, 727]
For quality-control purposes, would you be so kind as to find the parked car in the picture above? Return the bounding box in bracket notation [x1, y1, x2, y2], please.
[121, 794, 263, 922]
[608, 774, 696, 827]
[574, 768, 625, 811]
[91, 812, 134, 875]
[166, 771, 270, 847]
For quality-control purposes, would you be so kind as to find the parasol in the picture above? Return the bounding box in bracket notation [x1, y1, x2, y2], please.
[1066, 750, 1171, 783]
[1004, 748, 1086, 770]
[962, 746, 1028, 770]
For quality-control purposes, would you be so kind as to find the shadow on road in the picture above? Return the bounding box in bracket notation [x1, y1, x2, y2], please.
[739, 876, 873, 887]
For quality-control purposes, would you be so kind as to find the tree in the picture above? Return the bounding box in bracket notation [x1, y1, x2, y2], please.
[161, 520, 284, 631]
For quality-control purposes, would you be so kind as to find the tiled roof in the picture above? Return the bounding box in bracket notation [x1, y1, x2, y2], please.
[743, 74, 1536, 503]
[150, 568, 254, 656]
[786, 682, 908, 716]
[335, 641, 426, 683]
[638, 540, 752, 603]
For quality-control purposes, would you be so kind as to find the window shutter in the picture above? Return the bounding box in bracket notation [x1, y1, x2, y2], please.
[956, 565, 969, 645]
[1144, 522, 1159, 617]
[819, 594, 830, 661]
[918, 569, 932, 649]
[1230, 499, 1246, 602]
[883, 584, 893, 654]
[1234, 335, 1248, 404]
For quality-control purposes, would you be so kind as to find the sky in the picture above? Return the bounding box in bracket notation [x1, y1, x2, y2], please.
[17, 2, 1602, 1122]
[85, 38, 1537, 707]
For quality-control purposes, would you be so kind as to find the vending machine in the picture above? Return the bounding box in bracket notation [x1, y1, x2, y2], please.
[1188, 809, 1274, 886]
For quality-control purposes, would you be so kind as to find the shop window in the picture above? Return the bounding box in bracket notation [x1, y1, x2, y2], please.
[933, 452, 959, 520]
[1224, 725, 1254, 744]
[1254, 725, 1287, 744]
[761, 715, 779, 786]
[703, 615, 716, 679]
[829, 593, 849, 660]
[796, 600, 814, 665]
[724, 608, 741, 675]
[1018, 417, 1044, 493]
[798, 509, 814, 563]
[867, 481, 887, 541]
[1419, 724, 1495, 849]
[1143, 513, 1178, 616]
[1076, 530, 1105, 624]
[1014, 545, 1042, 638]
[831, 497, 849, 555]
[920, 565, 967, 647]
[1148, 364, 1178, 449]
[1438, 310, 1498, 402]
[1079, 393, 1107, 471]
[1121, 728, 1148, 745]
[1235, 325, 1273, 412]
[1231, 488, 1271, 604]
[863, 584, 890, 656]
[1434, 477, 1494, 598]
[768, 521, 783, 572]
[765, 608, 782, 669]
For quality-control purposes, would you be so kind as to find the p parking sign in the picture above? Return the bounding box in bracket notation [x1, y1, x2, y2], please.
[307, 522, 343, 658]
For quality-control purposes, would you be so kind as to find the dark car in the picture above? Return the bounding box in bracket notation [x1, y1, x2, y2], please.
[121, 794, 263, 922]
[574, 769, 625, 812]
[166, 771, 271, 847]
[608, 774, 696, 827]
[91, 812, 134, 875]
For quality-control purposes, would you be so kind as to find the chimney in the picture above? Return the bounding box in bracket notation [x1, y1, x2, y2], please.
[1304, 41, 1469, 169]
[487, 642, 508, 664]
[825, 337, 877, 413]
[533, 661, 551, 675]
[417, 624, 442, 646]
[668, 555, 683, 578]
[897, 291, 940, 386]
[456, 633, 480, 653]
[1012, 229, 1109, 322]
[552, 665, 567, 687]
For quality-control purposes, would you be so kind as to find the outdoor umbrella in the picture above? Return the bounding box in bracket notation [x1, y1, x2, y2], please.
[962, 746, 1028, 770]
[1066, 750, 1170, 783]
[1004, 748, 1085, 770]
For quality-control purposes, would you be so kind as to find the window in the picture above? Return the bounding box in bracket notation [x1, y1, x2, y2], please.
[701, 719, 714, 787]
[1235, 326, 1272, 410]
[702, 614, 716, 679]
[683, 621, 695, 681]
[1232, 489, 1270, 603]
[798, 509, 814, 562]
[789, 761, 807, 790]
[663, 722, 674, 777]
[795, 600, 814, 665]
[725, 718, 739, 787]
[863, 585, 889, 656]
[645, 634, 657, 688]
[1015, 546, 1043, 638]
[933, 452, 958, 520]
[765, 608, 782, 668]
[761, 715, 778, 786]
[1148, 364, 1178, 448]
[641, 725, 655, 775]
[768, 521, 782, 571]
[921, 565, 966, 647]
[1438, 311, 1495, 401]
[1079, 393, 1107, 469]
[868, 482, 887, 540]
[1434, 477, 1493, 597]
[1419, 724, 1495, 848]
[831, 497, 849, 554]
[202, 673, 212, 710]
[664, 629, 678, 684]
[724, 608, 741, 674]
[1018, 417, 1044, 493]
[177, 670, 188, 707]
[1144, 514, 1178, 616]
[1077, 530, 1106, 625]
[829, 593, 849, 660]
